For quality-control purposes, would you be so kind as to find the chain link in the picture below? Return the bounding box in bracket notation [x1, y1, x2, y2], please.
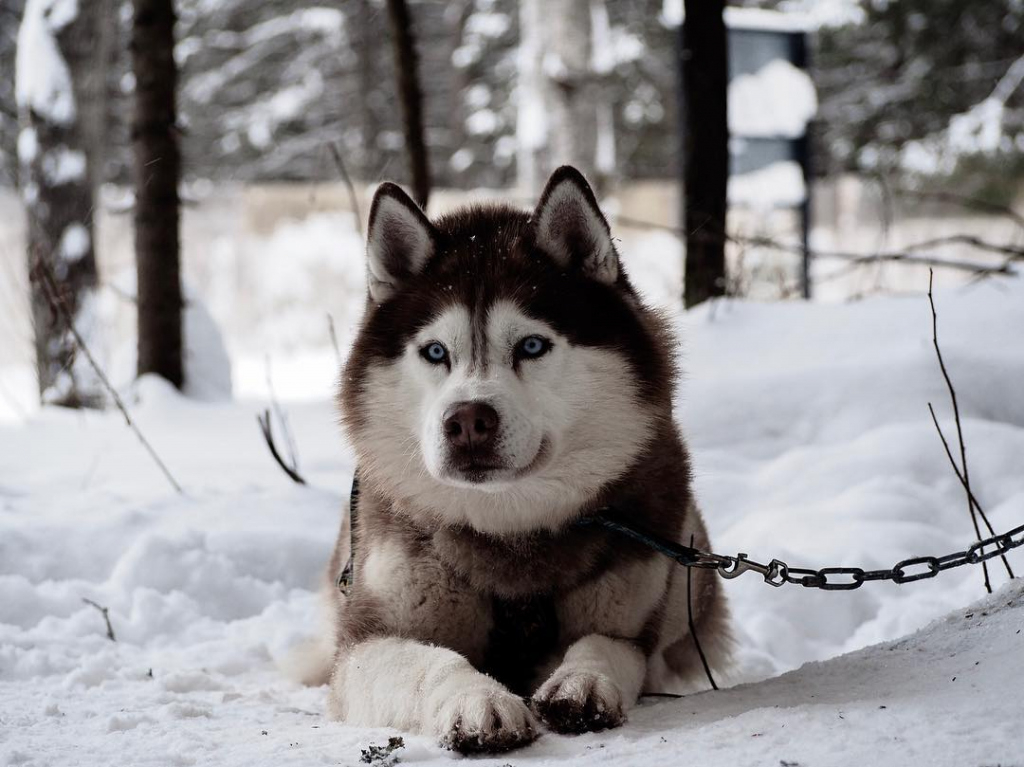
[708, 521, 1024, 590]
[341, 482, 1022, 595]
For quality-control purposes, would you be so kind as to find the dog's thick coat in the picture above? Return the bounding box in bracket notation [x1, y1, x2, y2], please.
[319, 167, 730, 752]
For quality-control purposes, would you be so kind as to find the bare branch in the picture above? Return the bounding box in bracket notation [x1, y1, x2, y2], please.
[611, 214, 1021, 277]
[927, 270, 990, 593]
[904, 235, 1024, 260]
[893, 189, 1024, 231]
[927, 403, 1014, 579]
[82, 598, 116, 641]
[327, 313, 344, 371]
[264, 358, 300, 473]
[329, 143, 363, 238]
[257, 409, 307, 485]
[30, 257, 184, 495]
[687, 535, 718, 691]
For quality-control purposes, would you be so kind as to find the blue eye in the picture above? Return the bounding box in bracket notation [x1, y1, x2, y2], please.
[516, 335, 551, 360]
[420, 342, 449, 365]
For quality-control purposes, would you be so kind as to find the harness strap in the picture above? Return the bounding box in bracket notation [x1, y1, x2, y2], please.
[337, 471, 359, 593]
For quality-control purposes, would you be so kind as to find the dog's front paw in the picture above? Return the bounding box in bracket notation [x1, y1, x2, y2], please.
[531, 669, 626, 734]
[434, 686, 538, 754]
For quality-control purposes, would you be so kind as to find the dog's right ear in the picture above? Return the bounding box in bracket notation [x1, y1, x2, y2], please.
[365, 182, 436, 302]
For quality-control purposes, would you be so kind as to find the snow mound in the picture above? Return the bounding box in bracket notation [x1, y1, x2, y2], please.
[0, 275, 1021, 765]
[103, 271, 233, 402]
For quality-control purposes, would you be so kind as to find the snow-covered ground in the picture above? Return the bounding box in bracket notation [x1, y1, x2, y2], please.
[1, 220, 1022, 764]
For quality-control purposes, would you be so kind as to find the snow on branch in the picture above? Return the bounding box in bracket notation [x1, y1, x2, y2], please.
[15, 0, 78, 125]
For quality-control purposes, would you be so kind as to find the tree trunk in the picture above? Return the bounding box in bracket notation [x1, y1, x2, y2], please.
[82, 0, 113, 199]
[352, 0, 381, 180]
[131, 0, 183, 388]
[517, 0, 609, 195]
[384, 0, 431, 209]
[17, 0, 102, 407]
[682, 0, 729, 308]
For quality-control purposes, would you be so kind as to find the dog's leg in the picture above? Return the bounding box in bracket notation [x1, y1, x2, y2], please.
[530, 634, 645, 734]
[329, 636, 537, 753]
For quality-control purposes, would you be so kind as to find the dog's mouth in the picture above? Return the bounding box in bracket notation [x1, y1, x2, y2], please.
[443, 439, 551, 487]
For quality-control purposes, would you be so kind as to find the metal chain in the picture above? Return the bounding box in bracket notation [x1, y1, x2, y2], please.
[580, 513, 1024, 591]
[339, 477, 1022, 594]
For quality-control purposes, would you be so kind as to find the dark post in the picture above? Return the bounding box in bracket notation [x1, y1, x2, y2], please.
[385, 0, 431, 209]
[793, 33, 812, 300]
[131, 0, 183, 388]
[681, 0, 729, 308]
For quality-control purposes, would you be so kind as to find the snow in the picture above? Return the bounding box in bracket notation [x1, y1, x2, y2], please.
[1, 209, 1023, 764]
[661, 2, 819, 32]
[729, 159, 806, 209]
[40, 147, 87, 185]
[777, 0, 865, 28]
[724, 6, 813, 33]
[103, 273, 234, 403]
[729, 59, 817, 140]
[15, 0, 78, 126]
[900, 52, 1024, 175]
[241, 72, 325, 150]
[516, 0, 548, 186]
[57, 222, 89, 262]
[466, 109, 500, 136]
[186, 9, 344, 105]
[16, 128, 37, 165]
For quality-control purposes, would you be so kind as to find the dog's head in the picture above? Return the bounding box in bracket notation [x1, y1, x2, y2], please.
[341, 167, 674, 535]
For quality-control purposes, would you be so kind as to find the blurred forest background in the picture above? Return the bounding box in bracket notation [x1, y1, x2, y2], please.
[2, 0, 1022, 192]
[0, 0, 1023, 409]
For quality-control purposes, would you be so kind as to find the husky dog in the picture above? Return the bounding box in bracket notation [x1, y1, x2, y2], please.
[320, 166, 730, 752]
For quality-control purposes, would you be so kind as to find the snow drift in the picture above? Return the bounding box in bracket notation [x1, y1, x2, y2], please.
[0, 262, 1021, 765]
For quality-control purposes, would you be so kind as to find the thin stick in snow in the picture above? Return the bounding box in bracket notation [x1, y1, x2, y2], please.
[82, 598, 116, 642]
[687, 535, 718, 691]
[264, 357, 300, 473]
[30, 255, 184, 495]
[257, 409, 307, 485]
[927, 407, 1015, 581]
[328, 143, 363, 238]
[327, 313, 343, 371]
[927, 270, 992, 593]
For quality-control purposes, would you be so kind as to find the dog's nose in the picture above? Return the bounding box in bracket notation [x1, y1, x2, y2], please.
[443, 401, 499, 450]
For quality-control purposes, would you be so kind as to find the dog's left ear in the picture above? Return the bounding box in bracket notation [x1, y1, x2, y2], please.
[531, 166, 618, 284]
[365, 182, 436, 302]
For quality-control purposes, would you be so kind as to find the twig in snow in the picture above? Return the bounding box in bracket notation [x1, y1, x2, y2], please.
[327, 313, 344, 371]
[687, 535, 718, 691]
[30, 256, 184, 495]
[264, 358, 300, 473]
[329, 143, 363, 237]
[257, 408, 307, 485]
[927, 270, 997, 593]
[82, 598, 116, 642]
[927, 403, 1014, 580]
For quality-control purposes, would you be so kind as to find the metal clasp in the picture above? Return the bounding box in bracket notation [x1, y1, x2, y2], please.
[717, 553, 786, 586]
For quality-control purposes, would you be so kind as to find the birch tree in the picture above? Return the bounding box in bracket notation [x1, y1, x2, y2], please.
[517, 0, 614, 195]
[17, 0, 102, 406]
